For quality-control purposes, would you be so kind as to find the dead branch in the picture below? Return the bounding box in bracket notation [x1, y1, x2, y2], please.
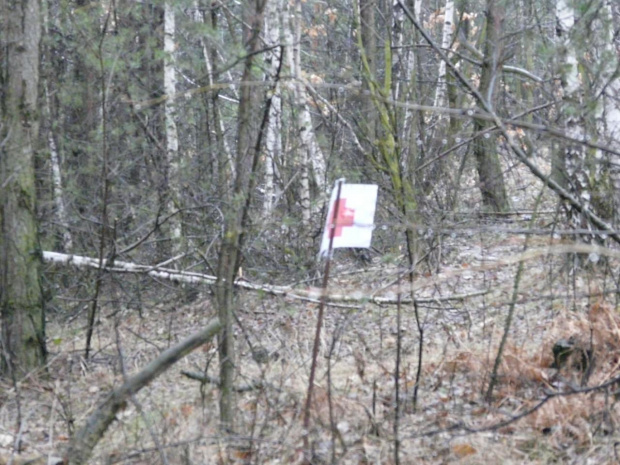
[64, 319, 222, 465]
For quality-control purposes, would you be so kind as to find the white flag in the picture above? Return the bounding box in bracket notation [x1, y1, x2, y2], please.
[319, 182, 378, 257]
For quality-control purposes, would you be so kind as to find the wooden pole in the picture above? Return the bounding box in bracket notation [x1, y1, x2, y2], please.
[302, 178, 344, 457]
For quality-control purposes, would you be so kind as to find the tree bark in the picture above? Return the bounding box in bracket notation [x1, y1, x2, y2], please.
[0, 0, 46, 376]
[433, 0, 455, 111]
[284, 0, 327, 226]
[359, 0, 377, 148]
[192, 0, 236, 190]
[44, 84, 73, 252]
[164, 1, 182, 248]
[215, 0, 267, 432]
[473, 0, 509, 212]
[262, 0, 283, 214]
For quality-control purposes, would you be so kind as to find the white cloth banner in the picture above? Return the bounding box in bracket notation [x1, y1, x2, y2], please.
[319, 182, 378, 257]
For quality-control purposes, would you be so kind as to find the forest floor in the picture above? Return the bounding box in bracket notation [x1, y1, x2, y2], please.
[2, 155, 620, 464]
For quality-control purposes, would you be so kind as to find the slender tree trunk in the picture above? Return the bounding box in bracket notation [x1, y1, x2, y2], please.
[551, 0, 581, 192]
[164, 1, 182, 249]
[433, 0, 455, 111]
[192, 0, 235, 188]
[423, 0, 455, 194]
[262, 0, 283, 214]
[359, 0, 377, 149]
[595, 1, 620, 223]
[285, 0, 326, 228]
[45, 85, 73, 252]
[215, 0, 267, 432]
[402, 0, 423, 180]
[0, 0, 46, 375]
[473, 0, 509, 212]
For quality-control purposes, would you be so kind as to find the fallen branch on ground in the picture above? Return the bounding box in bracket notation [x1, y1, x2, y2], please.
[64, 319, 222, 465]
[181, 371, 278, 392]
[42, 251, 486, 305]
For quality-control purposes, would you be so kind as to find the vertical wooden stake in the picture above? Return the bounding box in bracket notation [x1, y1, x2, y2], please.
[394, 269, 402, 465]
[303, 178, 344, 457]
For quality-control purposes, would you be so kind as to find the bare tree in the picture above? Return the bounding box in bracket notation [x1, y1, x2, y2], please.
[215, 0, 269, 432]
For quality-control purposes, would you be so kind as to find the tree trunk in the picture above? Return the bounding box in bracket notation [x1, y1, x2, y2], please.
[359, 0, 377, 149]
[551, 0, 581, 192]
[262, 0, 283, 214]
[164, 1, 182, 249]
[192, 0, 236, 189]
[594, 1, 620, 224]
[400, 0, 423, 182]
[44, 84, 73, 252]
[215, 0, 267, 432]
[0, 0, 46, 375]
[473, 0, 509, 213]
[433, 0, 455, 111]
[285, 0, 327, 228]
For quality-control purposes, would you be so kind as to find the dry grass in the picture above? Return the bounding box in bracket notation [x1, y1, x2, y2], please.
[2, 251, 620, 464]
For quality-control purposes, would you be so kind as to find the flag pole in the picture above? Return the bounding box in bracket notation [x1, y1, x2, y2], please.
[303, 178, 345, 456]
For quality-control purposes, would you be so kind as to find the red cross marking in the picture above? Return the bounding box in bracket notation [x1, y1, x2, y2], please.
[329, 199, 355, 238]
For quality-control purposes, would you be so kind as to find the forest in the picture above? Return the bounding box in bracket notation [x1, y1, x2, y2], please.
[1, 0, 620, 463]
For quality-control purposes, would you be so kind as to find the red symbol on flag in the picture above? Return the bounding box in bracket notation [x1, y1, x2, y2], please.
[329, 199, 355, 238]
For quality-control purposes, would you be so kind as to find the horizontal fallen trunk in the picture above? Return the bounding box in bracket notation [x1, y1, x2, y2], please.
[42, 251, 486, 305]
[65, 318, 222, 465]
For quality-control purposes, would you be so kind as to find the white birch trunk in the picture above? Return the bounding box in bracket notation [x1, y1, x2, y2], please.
[291, 0, 310, 227]
[284, 0, 326, 225]
[556, 0, 592, 236]
[262, 0, 283, 213]
[45, 85, 73, 252]
[432, 0, 455, 110]
[164, 2, 182, 244]
[43, 250, 484, 305]
[596, 1, 620, 217]
[556, 0, 580, 96]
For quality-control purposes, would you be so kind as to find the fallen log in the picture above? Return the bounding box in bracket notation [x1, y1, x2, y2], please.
[42, 251, 487, 305]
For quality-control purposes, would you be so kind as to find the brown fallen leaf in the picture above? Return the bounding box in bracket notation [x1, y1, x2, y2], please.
[452, 443, 477, 458]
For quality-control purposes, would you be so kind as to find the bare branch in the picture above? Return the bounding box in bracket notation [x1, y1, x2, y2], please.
[64, 319, 222, 465]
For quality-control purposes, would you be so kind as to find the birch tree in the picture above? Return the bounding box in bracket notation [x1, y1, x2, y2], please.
[432, 0, 455, 112]
[45, 85, 73, 252]
[0, 0, 46, 374]
[393, 0, 422, 178]
[285, 0, 326, 227]
[262, 0, 283, 214]
[593, 1, 620, 222]
[164, 1, 182, 248]
[552, 0, 617, 240]
[552, 0, 582, 193]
